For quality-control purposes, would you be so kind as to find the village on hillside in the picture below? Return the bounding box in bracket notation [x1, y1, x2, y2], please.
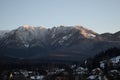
[0, 55, 120, 80]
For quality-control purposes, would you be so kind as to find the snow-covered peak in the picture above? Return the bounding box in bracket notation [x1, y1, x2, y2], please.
[11, 25, 48, 47]
[74, 25, 84, 29]
[17, 25, 46, 31]
[0, 25, 113, 48]
[15, 25, 98, 44]
[74, 25, 97, 38]
[18, 25, 35, 30]
[39, 26, 46, 30]
[51, 25, 74, 32]
[23, 25, 32, 29]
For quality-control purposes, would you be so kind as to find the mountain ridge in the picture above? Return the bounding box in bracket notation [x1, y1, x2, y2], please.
[0, 25, 120, 62]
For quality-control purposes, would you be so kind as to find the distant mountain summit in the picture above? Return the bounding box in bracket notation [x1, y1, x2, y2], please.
[0, 25, 120, 62]
[101, 31, 120, 41]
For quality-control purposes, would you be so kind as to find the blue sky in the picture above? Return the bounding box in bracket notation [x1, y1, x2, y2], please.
[0, 0, 120, 33]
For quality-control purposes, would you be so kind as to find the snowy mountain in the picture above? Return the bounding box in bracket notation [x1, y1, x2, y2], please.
[0, 25, 120, 62]
[0, 30, 9, 39]
[0, 25, 99, 48]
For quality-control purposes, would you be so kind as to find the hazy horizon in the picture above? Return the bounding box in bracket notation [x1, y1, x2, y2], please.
[0, 0, 120, 33]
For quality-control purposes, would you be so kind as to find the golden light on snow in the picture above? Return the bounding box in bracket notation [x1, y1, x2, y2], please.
[81, 29, 87, 37]
[75, 25, 88, 37]
[23, 25, 29, 29]
[39, 26, 45, 30]
[23, 25, 35, 30]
